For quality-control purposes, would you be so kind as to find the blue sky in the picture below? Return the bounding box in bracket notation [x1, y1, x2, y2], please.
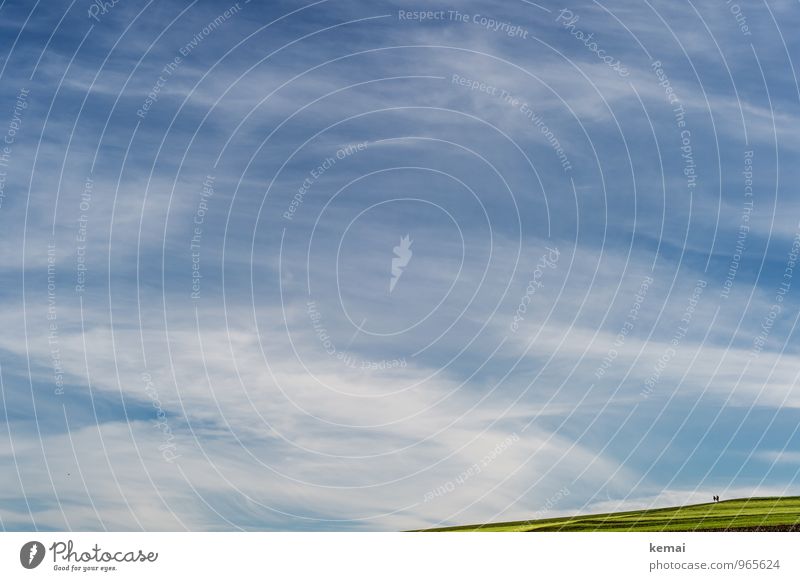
[1, 0, 800, 531]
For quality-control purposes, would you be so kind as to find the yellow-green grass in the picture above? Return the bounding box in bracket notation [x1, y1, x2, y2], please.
[422, 497, 800, 532]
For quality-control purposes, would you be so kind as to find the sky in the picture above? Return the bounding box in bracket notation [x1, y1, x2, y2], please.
[1, 0, 800, 531]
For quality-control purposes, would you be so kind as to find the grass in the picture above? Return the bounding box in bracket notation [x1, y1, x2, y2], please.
[422, 497, 800, 532]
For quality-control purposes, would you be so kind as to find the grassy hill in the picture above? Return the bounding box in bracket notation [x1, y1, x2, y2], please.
[423, 497, 800, 532]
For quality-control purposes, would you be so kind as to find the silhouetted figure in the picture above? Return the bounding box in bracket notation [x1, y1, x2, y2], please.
[712, 495, 719, 502]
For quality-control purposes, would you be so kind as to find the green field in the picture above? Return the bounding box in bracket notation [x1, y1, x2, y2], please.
[423, 497, 800, 532]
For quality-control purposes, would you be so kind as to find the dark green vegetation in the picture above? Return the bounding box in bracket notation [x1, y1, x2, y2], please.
[423, 497, 800, 532]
